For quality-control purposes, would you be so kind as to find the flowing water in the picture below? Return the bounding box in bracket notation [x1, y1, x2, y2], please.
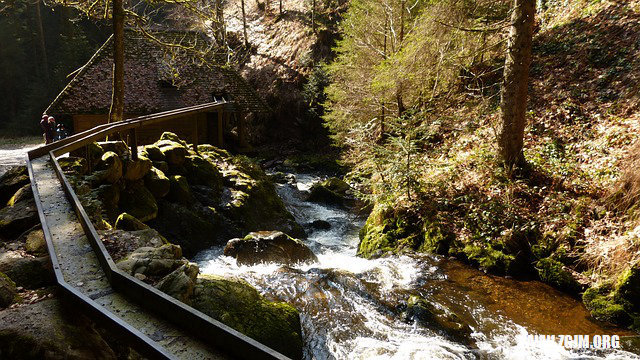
[195, 173, 640, 360]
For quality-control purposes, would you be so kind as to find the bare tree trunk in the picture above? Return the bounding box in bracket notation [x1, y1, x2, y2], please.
[35, 0, 49, 83]
[312, 0, 316, 33]
[498, 0, 535, 168]
[215, 0, 226, 46]
[279, 0, 282, 15]
[109, 0, 125, 124]
[241, 0, 249, 47]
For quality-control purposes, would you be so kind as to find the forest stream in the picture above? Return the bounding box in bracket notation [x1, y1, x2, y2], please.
[194, 173, 640, 360]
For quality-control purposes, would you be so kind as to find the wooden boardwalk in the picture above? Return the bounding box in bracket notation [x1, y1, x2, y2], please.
[26, 102, 288, 360]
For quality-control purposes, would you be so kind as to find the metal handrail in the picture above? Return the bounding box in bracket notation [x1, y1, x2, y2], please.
[27, 102, 292, 360]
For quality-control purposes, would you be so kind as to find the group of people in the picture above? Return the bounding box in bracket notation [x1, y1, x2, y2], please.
[40, 114, 68, 144]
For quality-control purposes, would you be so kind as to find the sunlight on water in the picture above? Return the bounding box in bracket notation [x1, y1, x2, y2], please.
[196, 172, 639, 360]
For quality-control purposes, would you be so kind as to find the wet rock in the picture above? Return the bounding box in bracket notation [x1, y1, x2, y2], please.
[92, 151, 123, 184]
[0, 166, 29, 206]
[144, 167, 170, 199]
[0, 271, 17, 308]
[0, 197, 39, 241]
[119, 181, 157, 222]
[149, 200, 223, 257]
[25, 229, 47, 255]
[168, 175, 194, 205]
[0, 251, 53, 289]
[308, 177, 351, 206]
[192, 275, 303, 360]
[156, 262, 199, 303]
[309, 220, 331, 230]
[123, 157, 152, 181]
[117, 243, 185, 278]
[0, 299, 118, 359]
[406, 295, 474, 346]
[100, 229, 167, 262]
[224, 231, 318, 266]
[114, 213, 149, 231]
[6, 183, 32, 207]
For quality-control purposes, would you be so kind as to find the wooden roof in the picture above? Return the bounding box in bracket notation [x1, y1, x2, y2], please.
[46, 30, 269, 115]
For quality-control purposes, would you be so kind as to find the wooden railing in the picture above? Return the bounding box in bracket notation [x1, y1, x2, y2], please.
[27, 102, 291, 360]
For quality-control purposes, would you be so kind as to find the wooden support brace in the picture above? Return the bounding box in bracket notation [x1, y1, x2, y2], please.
[218, 111, 225, 148]
[193, 116, 199, 153]
[129, 129, 138, 160]
[85, 146, 92, 173]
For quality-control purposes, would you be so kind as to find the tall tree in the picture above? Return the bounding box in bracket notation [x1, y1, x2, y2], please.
[241, 0, 249, 47]
[109, 0, 125, 124]
[497, 0, 535, 168]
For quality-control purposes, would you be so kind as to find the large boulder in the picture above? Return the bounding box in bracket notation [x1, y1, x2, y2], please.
[405, 295, 474, 346]
[58, 157, 89, 176]
[25, 229, 47, 255]
[117, 243, 185, 279]
[100, 228, 167, 262]
[0, 197, 39, 241]
[0, 299, 118, 359]
[6, 183, 32, 207]
[92, 151, 123, 184]
[184, 155, 223, 195]
[123, 157, 152, 181]
[144, 167, 170, 199]
[85, 183, 120, 225]
[307, 177, 351, 206]
[141, 144, 165, 162]
[114, 213, 149, 231]
[0, 166, 29, 206]
[168, 175, 194, 205]
[98, 141, 129, 158]
[149, 200, 224, 257]
[0, 251, 53, 289]
[0, 271, 17, 308]
[156, 140, 188, 167]
[192, 275, 303, 360]
[224, 231, 317, 266]
[119, 182, 157, 222]
[156, 262, 199, 303]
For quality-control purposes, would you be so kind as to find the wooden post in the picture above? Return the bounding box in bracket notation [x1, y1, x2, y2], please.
[85, 145, 92, 173]
[217, 110, 224, 148]
[193, 116, 199, 153]
[129, 128, 138, 160]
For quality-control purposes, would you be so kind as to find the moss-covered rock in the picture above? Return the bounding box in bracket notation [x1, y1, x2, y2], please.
[192, 275, 303, 359]
[198, 144, 231, 161]
[406, 295, 474, 346]
[357, 204, 422, 259]
[119, 182, 157, 222]
[98, 140, 129, 158]
[87, 142, 105, 167]
[141, 145, 165, 162]
[535, 257, 581, 293]
[419, 220, 453, 255]
[184, 155, 223, 195]
[114, 213, 149, 231]
[614, 263, 640, 313]
[0, 272, 17, 309]
[85, 183, 121, 224]
[144, 167, 170, 199]
[123, 157, 152, 181]
[156, 140, 188, 167]
[156, 262, 199, 303]
[152, 160, 170, 174]
[117, 243, 185, 278]
[160, 132, 189, 147]
[25, 229, 46, 255]
[58, 157, 88, 176]
[92, 151, 123, 184]
[224, 231, 318, 266]
[462, 244, 516, 275]
[149, 200, 224, 257]
[0, 166, 29, 206]
[168, 175, 194, 204]
[583, 285, 630, 325]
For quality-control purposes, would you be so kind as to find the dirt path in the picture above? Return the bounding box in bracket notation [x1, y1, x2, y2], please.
[0, 139, 42, 176]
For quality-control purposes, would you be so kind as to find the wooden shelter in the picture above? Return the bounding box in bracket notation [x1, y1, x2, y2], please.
[46, 30, 269, 148]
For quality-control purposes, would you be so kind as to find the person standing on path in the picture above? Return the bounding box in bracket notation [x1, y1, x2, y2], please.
[40, 114, 52, 144]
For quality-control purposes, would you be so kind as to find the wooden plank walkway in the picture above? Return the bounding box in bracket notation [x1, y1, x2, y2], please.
[30, 156, 228, 359]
